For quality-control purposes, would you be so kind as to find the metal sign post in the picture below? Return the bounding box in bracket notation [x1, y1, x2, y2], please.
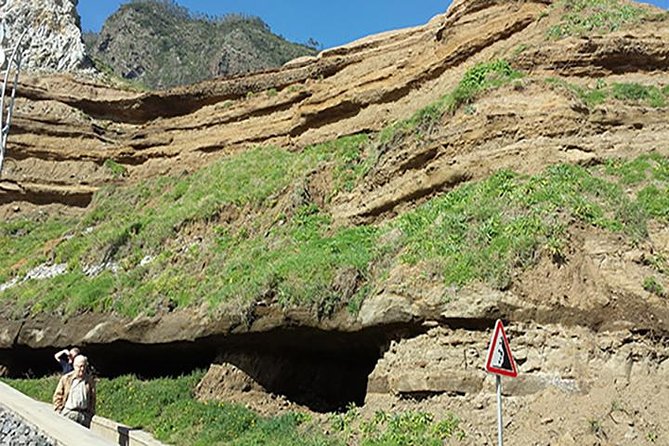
[496, 375, 503, 446]
[485, 319, 518, 446]
[0, 20, 26, 177]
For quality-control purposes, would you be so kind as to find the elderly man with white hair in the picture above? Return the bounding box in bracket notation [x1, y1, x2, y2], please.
[52, 355, 96, 428]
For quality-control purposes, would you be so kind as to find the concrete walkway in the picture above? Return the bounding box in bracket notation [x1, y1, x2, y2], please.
[91, 415, 166, 446]
[0, 381, 115, 445]
[0, 381, 167, 446]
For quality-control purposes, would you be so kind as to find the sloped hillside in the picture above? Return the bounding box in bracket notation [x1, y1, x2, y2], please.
[1, 0, 669, 444]
[84, 0, 317, 89]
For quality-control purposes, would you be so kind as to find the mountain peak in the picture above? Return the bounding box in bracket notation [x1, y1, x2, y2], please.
[86, 0, 317, 89]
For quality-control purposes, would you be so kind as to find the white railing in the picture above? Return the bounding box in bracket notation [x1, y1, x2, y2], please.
[0, 381, 117, 446]
[0, 22, 26, 177]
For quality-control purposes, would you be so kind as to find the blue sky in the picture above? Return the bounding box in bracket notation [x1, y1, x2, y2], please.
[78, 0, 669, 50]
[77, 0, 454, 48]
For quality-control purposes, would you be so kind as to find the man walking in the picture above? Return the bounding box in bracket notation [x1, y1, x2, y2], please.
[52, 355, 96, 428]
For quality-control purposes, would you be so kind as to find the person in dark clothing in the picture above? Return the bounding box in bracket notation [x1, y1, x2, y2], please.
[54, 347, 79, 374]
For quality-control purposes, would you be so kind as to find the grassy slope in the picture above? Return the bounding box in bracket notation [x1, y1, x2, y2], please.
[547, 0, 649, 38]
[1, 58, 669, 319]
[3, 373, 462, 446]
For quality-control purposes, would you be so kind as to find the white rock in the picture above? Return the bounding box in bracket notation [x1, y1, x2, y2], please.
[24, 262, 67, 280]
[0, 0, 88, 72]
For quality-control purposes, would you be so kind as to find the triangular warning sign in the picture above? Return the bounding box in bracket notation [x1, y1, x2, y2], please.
[485, 319, 518, 378]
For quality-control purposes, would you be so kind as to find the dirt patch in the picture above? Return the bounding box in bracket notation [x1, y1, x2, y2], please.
[513, 226, 669, 332]
[195, 363, 309, 417]
[364, 324, 669, 445]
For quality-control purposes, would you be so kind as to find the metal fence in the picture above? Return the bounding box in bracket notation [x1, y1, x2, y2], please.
[0, 19, 26, 177]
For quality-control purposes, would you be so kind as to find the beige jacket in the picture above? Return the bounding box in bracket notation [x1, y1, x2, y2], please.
[53, 371, 96, 418]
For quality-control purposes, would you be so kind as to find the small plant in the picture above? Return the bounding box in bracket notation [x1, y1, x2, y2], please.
[216, 100, 234, 110]
[358, 411, 464, 445]
[545, 79, 668, 109]
[546, 77, 609, 107]
[609, 399, 624, 413]
[103, 159, 128, 178]
[548, 0, 646, 39]
[512, 43, 529, 57]
[611, 83, 666, 107]
[286, 84, 304, 94]
[376, 59, 521, 149]
[643, 276, 667, 298]
[545, 229, 567, 263]
[330, 403, 360, 435]
[647, 254, 667, 274]
[447, 59, 522, 113]
[346, 284, 369, 315]
[588, 418, 603, 435]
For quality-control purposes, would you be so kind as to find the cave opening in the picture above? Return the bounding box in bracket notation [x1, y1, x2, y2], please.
[0, 324, 423, 413]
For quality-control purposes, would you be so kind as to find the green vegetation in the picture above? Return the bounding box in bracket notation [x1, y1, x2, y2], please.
[1, 137, 378, 318]
[0, 219, 71, 284]
[103, 159, 128, 178]
[604, 156, 656, 185]
[3, 150, 668, 317]
[1, 52, 667, 318]
[86, 55, 150, 92]
[588, 418, 604, 436]
[325, 134, 374, 194]
[611, 83, 667, 107]
[379, 59, 521, 147]
[331, 404, 464, 445]
[512, 44, 529, 57]
[2, 374, 462, 446]
[643, 276, 667, 298]
[546, 79, 669, 108]
[394, 155, 669, 288]
[548, 0, 647, 39]
[3, 60, 526, 317]
[448, 60, 522, 112]
[4, 373, 333, 446]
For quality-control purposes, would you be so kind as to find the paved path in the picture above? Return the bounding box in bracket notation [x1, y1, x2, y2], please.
[0, 381, 167, 445]
[0, 381, 115, 445]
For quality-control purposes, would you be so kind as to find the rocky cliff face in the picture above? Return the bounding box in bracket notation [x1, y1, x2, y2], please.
[0, 0, 88, 71]
[1, 0, 669, 443]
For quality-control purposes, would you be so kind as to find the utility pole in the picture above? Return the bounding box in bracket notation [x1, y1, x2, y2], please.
[0, 18, 26, 178]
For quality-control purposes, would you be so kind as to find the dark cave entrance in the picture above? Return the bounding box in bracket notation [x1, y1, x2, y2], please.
[0, 324, 423, 413]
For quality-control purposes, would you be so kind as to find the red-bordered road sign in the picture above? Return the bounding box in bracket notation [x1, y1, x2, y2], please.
[485, 319, 518, 378]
